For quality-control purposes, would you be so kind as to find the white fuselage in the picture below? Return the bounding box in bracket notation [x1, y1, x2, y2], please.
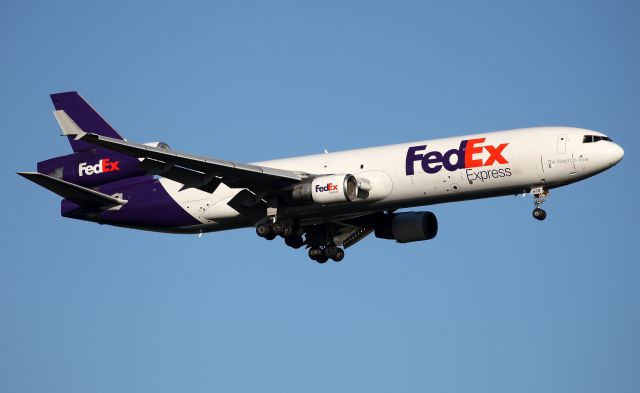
[160, 127, 623, 231]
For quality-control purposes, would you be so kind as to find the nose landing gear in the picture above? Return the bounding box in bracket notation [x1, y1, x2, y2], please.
[531, 187, 549, 221]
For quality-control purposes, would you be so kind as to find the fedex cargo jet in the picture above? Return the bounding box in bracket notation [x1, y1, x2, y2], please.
[19, 92, 624, 263]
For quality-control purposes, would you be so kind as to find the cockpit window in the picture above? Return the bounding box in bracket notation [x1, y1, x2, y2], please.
[583, 135, 613, 143]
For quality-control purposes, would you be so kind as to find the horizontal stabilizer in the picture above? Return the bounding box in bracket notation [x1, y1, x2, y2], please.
[17, 172, 126, 209]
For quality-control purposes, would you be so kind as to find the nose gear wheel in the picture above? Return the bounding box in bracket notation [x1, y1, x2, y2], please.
[531, 188, 549, 221]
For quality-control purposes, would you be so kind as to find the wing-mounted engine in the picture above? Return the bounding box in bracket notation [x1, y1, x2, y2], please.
[374, 211, 438, 243]
[354, 170, 393, 201]
[289, 171, 392, 205]
[291, 174, 359, 204]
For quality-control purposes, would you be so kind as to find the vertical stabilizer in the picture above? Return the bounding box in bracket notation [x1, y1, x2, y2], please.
[50, 91, 124, 152]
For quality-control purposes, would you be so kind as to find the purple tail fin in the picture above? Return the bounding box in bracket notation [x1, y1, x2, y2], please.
[50, 91, 124, 152]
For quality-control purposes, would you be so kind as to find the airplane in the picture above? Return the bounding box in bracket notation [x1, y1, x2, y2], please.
[19, 92, 624, 263]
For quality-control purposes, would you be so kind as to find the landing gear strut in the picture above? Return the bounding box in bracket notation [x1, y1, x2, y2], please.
[255, 197, 295, 239]
[304, 224, 345, 263]
[531, 187, 549, 221]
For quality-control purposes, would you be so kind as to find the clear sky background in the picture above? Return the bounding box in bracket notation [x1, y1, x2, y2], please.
[1, 1, 639, 392]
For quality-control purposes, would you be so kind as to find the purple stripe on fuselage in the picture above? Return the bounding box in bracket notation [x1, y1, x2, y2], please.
[62, 176, 199, 228]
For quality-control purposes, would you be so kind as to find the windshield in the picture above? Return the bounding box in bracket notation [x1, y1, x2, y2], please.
[583, 135, 613, 143]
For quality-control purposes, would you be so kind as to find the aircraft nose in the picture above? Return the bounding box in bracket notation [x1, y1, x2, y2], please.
[608, 142, 624, 166]
[612, 143, 624, 164]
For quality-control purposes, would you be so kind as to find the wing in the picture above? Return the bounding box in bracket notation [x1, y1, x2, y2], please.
[66, 130, 307, 193]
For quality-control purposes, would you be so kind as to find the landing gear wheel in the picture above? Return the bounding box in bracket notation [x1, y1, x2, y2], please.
[272, 222, 284, 236]
[324, 245, 338, 259]
[316, 255, 329, 264]
[332, 248, 345, 262]
[256, 223, 272, 238]
[285, 235, 304, 249]
[532, 208, 547, 221]
[309, 247, 329, 263]
[308, 247, 323, 260]
[280, 223, 293, 238]
[264, 232, 277, 240]
[529, 187, 550, 221]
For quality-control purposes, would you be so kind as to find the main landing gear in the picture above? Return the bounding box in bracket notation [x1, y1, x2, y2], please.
[257, 221, 347, 263]
[304, 223, 345, 263]
[531, 187, 549, 221]
[256, 220, 306, 251]
[308, 245, 345, 263]
[256, 221, 294, 240]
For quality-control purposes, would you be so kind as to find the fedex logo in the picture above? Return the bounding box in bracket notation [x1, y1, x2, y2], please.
[78, 158, 120, 176]
[315, 183, 339, 193]
[405, 138, 508, 175]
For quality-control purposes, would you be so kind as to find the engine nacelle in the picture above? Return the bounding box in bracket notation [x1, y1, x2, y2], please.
[374, 211, 438, 243]
[143, 141, 171, 150]
[292, 174, 358, 204]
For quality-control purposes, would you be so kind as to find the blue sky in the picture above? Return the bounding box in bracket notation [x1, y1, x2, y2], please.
[1, 1, 639, 392]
